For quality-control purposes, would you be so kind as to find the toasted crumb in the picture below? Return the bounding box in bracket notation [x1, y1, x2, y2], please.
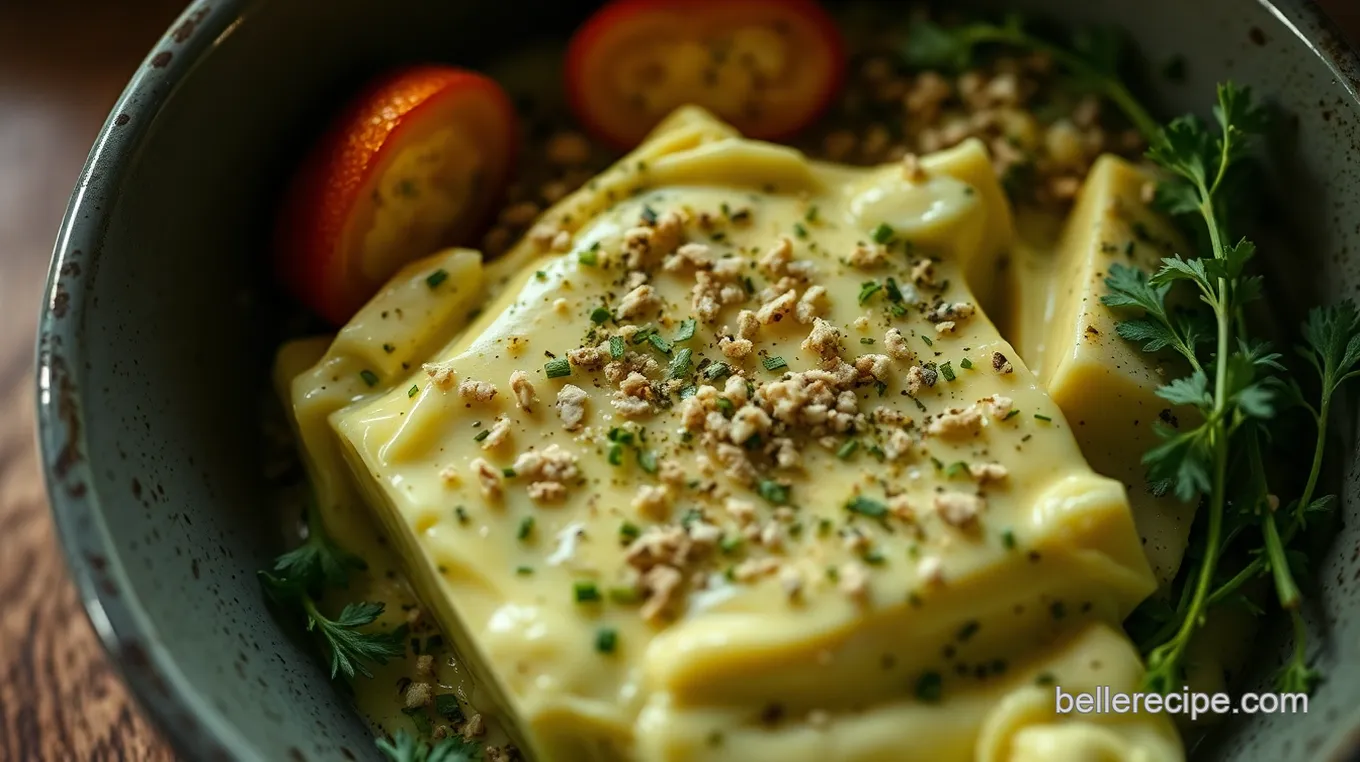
[884, 328, 914, 361]
[632, 484, 674, 520]
[555, 384, 589, 430]
[438, 466, 461, 486]
[780, 565, 804, 600]
[801, 318, 842, 366]
[567, 345, 608, 370]
[736, 309, 759, 340]
[925, 406, 984, 438]
[906, 365, 939, 396]
[758, 236, 795, 277]
[481, 418, 512, 450]
[462, 713, 486, 741]
[978, 394, 1014, 419]
[934, 321, 956, 335]
[423, 361, 457, 391]
[756, 289, 798, 324]
[459, 379, 498, 402]
[797, 285, 829, 323]
[528, 223, 561, 250]
[414, 654, 435, 680]
[855, 353, 891, 382]
[471, 458, 502, 499]
[969, 462, 1009, 483]
[884, 428, 915, 461]
[888, 494, 914, 521]
[664, 242, 714, 272]
[404, 681, 433, 709]
[719, 336, 753, 359]
[640, 565, 684, 621]
[617, 285, 661, 320]
[838, 561, 870, 601]
[917, 555, 945, 586]
[934, 492, 985, 528]
[715, 442, 758, 485]
[848, 242, 887, 269]
[901, 152, 928, 183]
[725, 497, 758, 525]
[910, 258, 936, 287]
[509, 370, 536, 411]
[729, 404, 773, 445]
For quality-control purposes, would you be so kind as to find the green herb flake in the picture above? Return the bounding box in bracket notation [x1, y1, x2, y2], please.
[858, 280, 883, 305]
[1003, 409, 1020, 420]
[610, 335, 626, 359]
[846, 495, 888, 519]
[407, 384, 420, 398]
[757, 479, 790, 505]
[545, 358, 572, 378]
[836, 439, 859, 460]
[921, 335, 933, 347]
[434, 693, 464, 721]
[574, 581, 602, 603]
[516, 565, 534, 575]
[1033, 413, 1053, 422]
[517, 516, 535, 541]
[382, 343, 396, 354]
[358, 369, 379, 387]
[959, 357, 973, 369]
[871, 223, 895, 244]
[1001, 529, 1017, 550]
[637, 449, 659, 474]
[915, 671, 943, 703]
[940, 361, 955, 381]
[763, 355, 788, 371]
[474, 428, 491, 442]
[860, 337, 876, 345]
[502, 467, 517, 478]
[647, 333, 673, 354]
[805, 205, 820, 223]
[590, 306, 611, 324]
[674, 318, 697, 342]
[425, 269, 449, 289]
[607, 442, 625, 466]
[619, 521, 641, 542]
[667, 348, 693, 379]
[640, 205, 658, 225]
[595, 628, 618, 654]
[793, 222, 808, 239]
[944, 461, 968, 478]
[704, 361, 731, 380]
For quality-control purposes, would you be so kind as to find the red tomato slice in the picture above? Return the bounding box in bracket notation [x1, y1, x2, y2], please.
[275, 66, 518, 325]
[565, 0, 845, 148]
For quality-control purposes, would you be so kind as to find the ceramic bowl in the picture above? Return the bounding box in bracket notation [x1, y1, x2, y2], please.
[34, 0, 1360, 759]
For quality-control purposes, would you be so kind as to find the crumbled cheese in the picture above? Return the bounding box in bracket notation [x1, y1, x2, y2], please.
[404, 681, 433, 708]
[855, 353, 891, 382]
[414, 654, 435, 680]
[848, 242, 888, 269]
[796, 285, 829, 323]
[934, 321, 956, 334]
[928, 302, 976, 323]
[769, 437, 801, 470]
[509, 370, 536, 411]
[513, 444, 579, 503]
[729, 404, 772, 445]
[528, 223, 562, 250]
[551, 230, 573, 252]
[640, 565, 683, 621]
[715, 442, 759, 484]
[692, 269, 747, 322]
[838, 561, 870, 601]
[725, 497, 758, 525]
[459, 379, 498, 402]
[462, 713, 486, 741]
[664, 242, 714, 272]
[719, 336, 753, 359]
[934, 492, 985, 530]
[758, 236, 795, 277]
[423, 361, 457, 391]
[978, 394, 1014, 419]
[917, 555, 945, 586]
[780, 565, 804, 600]
[910, 258, 937, 287]
[736, 309, 759, 340]
[884, 428, 915, 461]
[567, 345, 608, 370]
[555, 384, 589, 430]
[925, 406, 984, 438]
[991, 351, 1014, 374]
[901, 152, 928, 183]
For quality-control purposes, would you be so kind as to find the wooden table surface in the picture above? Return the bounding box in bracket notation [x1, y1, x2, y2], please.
[2, 1, 1359, 760]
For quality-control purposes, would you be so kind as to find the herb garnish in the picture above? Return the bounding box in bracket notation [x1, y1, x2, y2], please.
[376, 729, 480, 762]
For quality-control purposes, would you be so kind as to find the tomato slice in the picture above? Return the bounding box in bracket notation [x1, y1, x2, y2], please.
[565, 0, 844, 148]
[275, 66, 518, 325]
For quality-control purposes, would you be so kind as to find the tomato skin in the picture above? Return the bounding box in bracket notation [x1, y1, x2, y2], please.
[565, 0, 845, 148]
[275, 66, 518, 326]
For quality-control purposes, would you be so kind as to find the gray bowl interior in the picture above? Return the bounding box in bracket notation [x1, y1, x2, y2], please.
[34, 0, 1360, 760]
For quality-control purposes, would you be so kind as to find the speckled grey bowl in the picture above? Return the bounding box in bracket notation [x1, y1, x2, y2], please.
[33, 0, 1360, 760]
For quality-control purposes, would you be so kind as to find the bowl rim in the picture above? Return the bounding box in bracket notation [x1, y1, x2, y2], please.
[30, 1, 1360, 761]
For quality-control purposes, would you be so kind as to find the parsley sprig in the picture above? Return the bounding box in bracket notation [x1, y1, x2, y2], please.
[1097, 83, 1360, 695]
[376, 730, 481, 762]
[258, 508, 406, 680]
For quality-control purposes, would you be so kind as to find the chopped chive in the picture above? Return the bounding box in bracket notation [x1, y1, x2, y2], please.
[516, 565, 534, 575]
[1001, 529, 1017, 549]
[590, 306, 611, 324]
[944, 461, 968, 478]
[860, 337, 876, 344]
[517, 516, 535, 540]
[426, 269, 449, 289]
[858, 280, 883, 305]
[608, 586, 640, 604]
[474, 428, 492, 442]
[1034, 413, 1053, 422]
[720, 202, 732, 218]
[678, 384, 698, 399]
[939, 362, 955, 382]
[871, 223, 895, 244]
[455, 506, 469, 524]
[595, 628, 618, 654]
[640, 205, 658, 225]
[704, 361, 731, 380]
[610, 335, 625, 359]
[607, 441, 625, 465]
[885, 277, 904, 303]
[920, 335, 933, 347]
[608, 427, 635, 444]
[382, 342, 396, 353]
[502, 467, 517, 477]
[889, 302, 908, 317]
[545, 358, 572, 378]
[667, 348, 693, 379]
[574, 581, 601, 603]
[637, 449, 659, 474]
[435, 694, 463, 721]
[407, 384, 419, 398]
[875, 380, 888, 396]
[836, 439, 859, 459]
[619, 521, 641, 541]
[763, 355, 788, 371]
[647, 333, 673, 354]
[359, 369, 379, 387]
[793, 222, 808, 239]
[674, 318, 697, 342]
[631, 325, 656, 344]
[863, 549, 886, 565]
[846, 495, 888, 519]
[959, 357, 973, 369]
[535, 270, 547, 281]
[805, 205, 819, 223]
[1004, 409, 1020, 420]
[578, 248, 598, 266]
[757, 479, 790, 505]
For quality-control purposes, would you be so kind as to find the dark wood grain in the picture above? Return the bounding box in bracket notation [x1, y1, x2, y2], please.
[0, 2, 1356, 760]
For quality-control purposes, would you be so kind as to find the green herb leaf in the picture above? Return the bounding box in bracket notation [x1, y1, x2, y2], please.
[545, 358, 572, 378]
[845, 495, 887, 519]
[667, 348, 693, 380]
[757, 479, 790, 505]
[763, 355, 788, 371]
[674, 318, 697, 342]
[425, 269, 449, 289]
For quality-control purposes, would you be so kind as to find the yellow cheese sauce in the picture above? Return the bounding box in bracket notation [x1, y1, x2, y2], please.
[275, 108, 1186, 760]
